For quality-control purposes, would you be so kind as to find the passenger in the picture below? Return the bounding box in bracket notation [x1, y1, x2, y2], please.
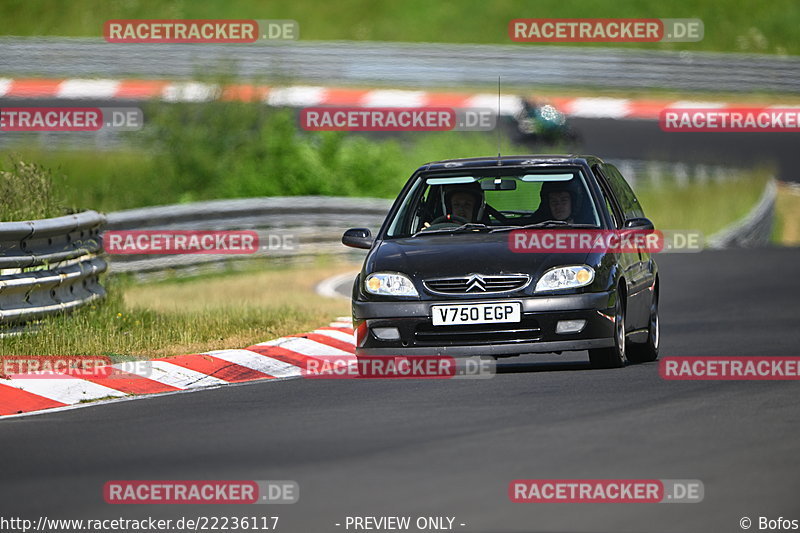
[535, 180, 582, 223]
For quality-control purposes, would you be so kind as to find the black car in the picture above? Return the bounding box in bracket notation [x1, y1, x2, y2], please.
[342, 155, 659, 369]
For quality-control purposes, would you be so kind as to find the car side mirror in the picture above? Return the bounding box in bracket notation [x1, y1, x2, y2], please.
[342, 228, 374, 249]
[624, 217, 655, 230]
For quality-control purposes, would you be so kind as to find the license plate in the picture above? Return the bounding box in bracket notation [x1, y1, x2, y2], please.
[431, 302, 522, 326]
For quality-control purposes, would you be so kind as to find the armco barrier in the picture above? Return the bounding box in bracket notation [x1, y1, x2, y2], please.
[104, 196, 393, 274]
[0, 211, 106, 325]
[707, 179, 777, 248]
[1, 38, 799, 93]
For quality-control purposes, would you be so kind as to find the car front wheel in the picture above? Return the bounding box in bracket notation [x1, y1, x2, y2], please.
[589, 287, 626, 369]
[627, 289, 659, 363]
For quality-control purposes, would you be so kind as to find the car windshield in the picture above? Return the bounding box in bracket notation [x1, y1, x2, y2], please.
[384, 167, 602, 238]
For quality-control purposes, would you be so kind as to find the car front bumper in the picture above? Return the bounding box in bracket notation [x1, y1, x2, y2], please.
[353, 290, 616, 357]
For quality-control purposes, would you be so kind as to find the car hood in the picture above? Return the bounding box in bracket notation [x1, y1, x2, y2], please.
[369, 232, 592, 290]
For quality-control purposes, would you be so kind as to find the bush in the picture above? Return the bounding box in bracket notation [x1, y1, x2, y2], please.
[143, 100, 539, 202]
[0, 156, 69, 222]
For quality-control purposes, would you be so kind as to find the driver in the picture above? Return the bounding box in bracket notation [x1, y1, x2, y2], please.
[443, 182, 485, 223]
[450, 191, 478, 221]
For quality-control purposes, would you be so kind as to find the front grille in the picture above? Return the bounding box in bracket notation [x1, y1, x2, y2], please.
[414, 317, 541, 346]
[423, 274, 531, 295]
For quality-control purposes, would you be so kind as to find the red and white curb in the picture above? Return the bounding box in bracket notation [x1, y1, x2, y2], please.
[0, 77, 757, 121]
[0, 318, 355, 419]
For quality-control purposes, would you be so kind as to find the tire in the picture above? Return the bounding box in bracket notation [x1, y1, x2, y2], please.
[627, 289, 660, 363]
[589, 287, 626, 369]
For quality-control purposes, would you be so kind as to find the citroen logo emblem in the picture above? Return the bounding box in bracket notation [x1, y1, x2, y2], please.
[466, 274, 486, 292]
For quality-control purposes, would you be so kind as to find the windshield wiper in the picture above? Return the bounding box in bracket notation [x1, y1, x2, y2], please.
[412, 223, 490, 236]
[489, 221, 597, 233]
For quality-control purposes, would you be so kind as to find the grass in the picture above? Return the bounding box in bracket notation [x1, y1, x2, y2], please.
[0, 105, 545, 214]
[635, 169, 772, 236]
[0, 258, 353, 359]
[0, 0, 798, 55]
[0, 157, 72, 222]
[774, 182, 800, 245]
[0, 137, 770, 237]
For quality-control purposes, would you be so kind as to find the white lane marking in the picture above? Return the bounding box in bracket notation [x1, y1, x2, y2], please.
[162, 82, 218, 102]
[113, 361, 227, 389]
[312, 329, 356, 345]
[0, 78, 12, 97]
[255, 337, 352, 356]
[362, 90, 427, 107]
[668, 100, 727, 109]
[315, 271, 358, 300]
[1, 319, 358, 418]
[204, 349, 301, 378]
[266, 86, 326, 106]
[566, 97, 631, 118]
[464, 94, 522, 115]
[57, 79, 120, 99]
[2, 375, 127, 404]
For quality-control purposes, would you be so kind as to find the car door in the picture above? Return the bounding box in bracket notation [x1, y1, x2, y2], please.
[595, 163, 653, 330]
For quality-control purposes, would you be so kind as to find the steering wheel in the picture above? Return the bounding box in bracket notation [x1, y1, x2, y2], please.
[430, 214, 471, 225]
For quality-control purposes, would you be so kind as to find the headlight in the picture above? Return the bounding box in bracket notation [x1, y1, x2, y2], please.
[534, 266, 595, 292]
[364, 272, 419, 297]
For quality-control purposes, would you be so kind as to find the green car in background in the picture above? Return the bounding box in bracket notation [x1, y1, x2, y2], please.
[514, 97, 578, 145]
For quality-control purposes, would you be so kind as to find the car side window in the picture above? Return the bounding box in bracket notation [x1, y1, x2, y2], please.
[604, 164, 645, 219]
[603, 194, 620, 229]
[592, 165, 623, 229]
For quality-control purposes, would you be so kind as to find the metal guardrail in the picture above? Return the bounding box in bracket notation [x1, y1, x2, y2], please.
[707, 179, 777, 248]
[104, 187, 777, 278]
[105, 196, 393, 274]
[0, 211, 107, 324]
[1, 38, 799, 93]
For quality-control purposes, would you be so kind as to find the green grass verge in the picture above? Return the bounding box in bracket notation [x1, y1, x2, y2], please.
[0, 104, 545, 214]
[0, 157, 72, 222]
[1, 0, 797, 55]
[774, 183, 800, 244]
[0, 258, 353, 359]
[636, 170, 771, 236]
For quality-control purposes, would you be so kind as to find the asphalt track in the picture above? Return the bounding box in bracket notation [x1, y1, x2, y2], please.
[2, 247, 799, 533]
[1, 97, 798, 532]
[570, 117, 800, 183]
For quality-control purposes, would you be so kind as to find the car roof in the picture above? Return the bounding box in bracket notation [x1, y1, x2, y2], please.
[415, 155, 605, 173]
